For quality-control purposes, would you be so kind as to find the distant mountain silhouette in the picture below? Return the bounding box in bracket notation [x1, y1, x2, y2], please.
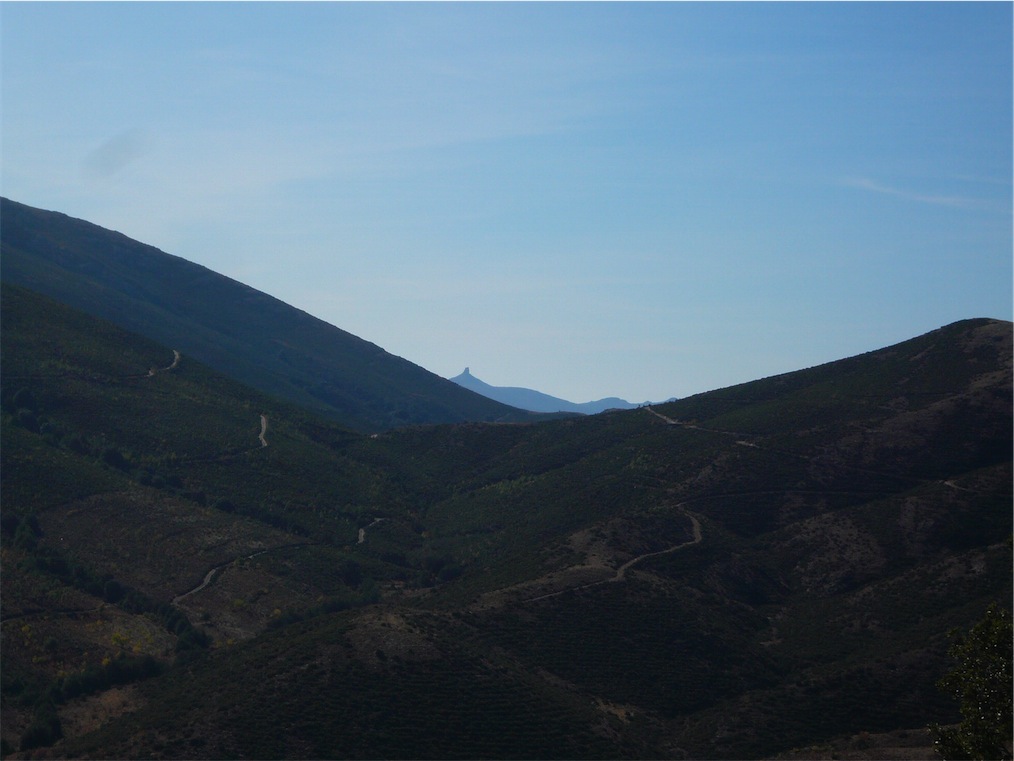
[449, 367, 646, 414]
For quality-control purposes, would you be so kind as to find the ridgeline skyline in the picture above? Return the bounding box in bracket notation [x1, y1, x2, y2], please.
[2, 2, 1010, 402]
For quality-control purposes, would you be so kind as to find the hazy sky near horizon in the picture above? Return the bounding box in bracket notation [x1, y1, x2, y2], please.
[3, 2, 1011, 403]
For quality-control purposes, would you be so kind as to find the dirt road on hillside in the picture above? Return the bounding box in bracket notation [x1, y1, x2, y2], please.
[147, 350, 181, 377]
[171, 543, 313, 604]
[524, 510, 703, 603]
[358, 518, 384, 544]
[644, 405, 759, 440]
[612, 512, 702, 581]
[645, 405, 947, 490]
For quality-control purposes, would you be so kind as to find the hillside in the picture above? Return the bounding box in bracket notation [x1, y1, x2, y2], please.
[449, 367, 638, 414]
[0, 197, 548, 432]
[1, 283, 1010, 759]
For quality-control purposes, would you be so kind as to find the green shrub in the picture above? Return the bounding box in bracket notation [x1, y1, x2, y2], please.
[19, 703, 61, 751]
[931, 604, 1013, 760]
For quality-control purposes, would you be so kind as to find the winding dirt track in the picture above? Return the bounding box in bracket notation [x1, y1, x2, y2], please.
[173, 567, 220, 604]
[644, 405, 759, 439]
[612, 512, 702, 581]
[171, 543, 313, 604]
[645, 405, 950, 490]
[147, 350, 181, 377]
[357, 518, 384, 544]
[521, 400, 952, 606]
[524, 510, 703, 603]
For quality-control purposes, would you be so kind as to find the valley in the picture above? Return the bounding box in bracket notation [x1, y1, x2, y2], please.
[0, 216, 1011, 759]
[2, 0, 1010, 752]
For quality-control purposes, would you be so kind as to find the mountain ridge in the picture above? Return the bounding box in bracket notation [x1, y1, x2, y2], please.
[449, 366, 645, 414]
[1, 203, 1010, 759]
[0, 197, 552, 432]
[2, 282, 1009, 758]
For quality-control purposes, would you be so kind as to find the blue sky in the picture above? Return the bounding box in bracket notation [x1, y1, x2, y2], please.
[3, 2, 1011, 404]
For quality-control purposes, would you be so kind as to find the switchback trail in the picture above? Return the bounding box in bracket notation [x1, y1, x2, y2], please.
[11, 349, 183, 383]
[161, 413, 270, 464]
[173, 566, 220, 604]
[612, 512, 702, 581]
[644, 405, 758, 440]
[358, 518, 384, 544]
[147, 350, 181, 377]
[644, 405, 948, 490]
[171, 542, 313, 604]
[524, 511, 703, 603]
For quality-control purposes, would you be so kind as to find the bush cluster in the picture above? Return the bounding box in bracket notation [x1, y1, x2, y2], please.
[4, 521, 211, 657]
[265, 583, 380, 631]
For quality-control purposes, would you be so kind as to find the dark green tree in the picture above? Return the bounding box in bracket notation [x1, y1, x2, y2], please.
[100, 445, 128, 470]
[19, 701, 61, 751]
[931, 604, 1013, 760]
[11, 387, 38, 413]
[103, 579, 125, 603]
[11, 515, 42, 552]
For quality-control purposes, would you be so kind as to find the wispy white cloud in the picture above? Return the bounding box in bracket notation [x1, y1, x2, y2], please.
[81, 128, 151, 180]
[843, 176, 1008, 212]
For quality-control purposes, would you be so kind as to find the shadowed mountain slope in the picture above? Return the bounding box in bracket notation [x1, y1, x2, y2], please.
[1, 284, 1010, 758]
[0, 197, 547, 432]
[449, 367, 639, 414]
